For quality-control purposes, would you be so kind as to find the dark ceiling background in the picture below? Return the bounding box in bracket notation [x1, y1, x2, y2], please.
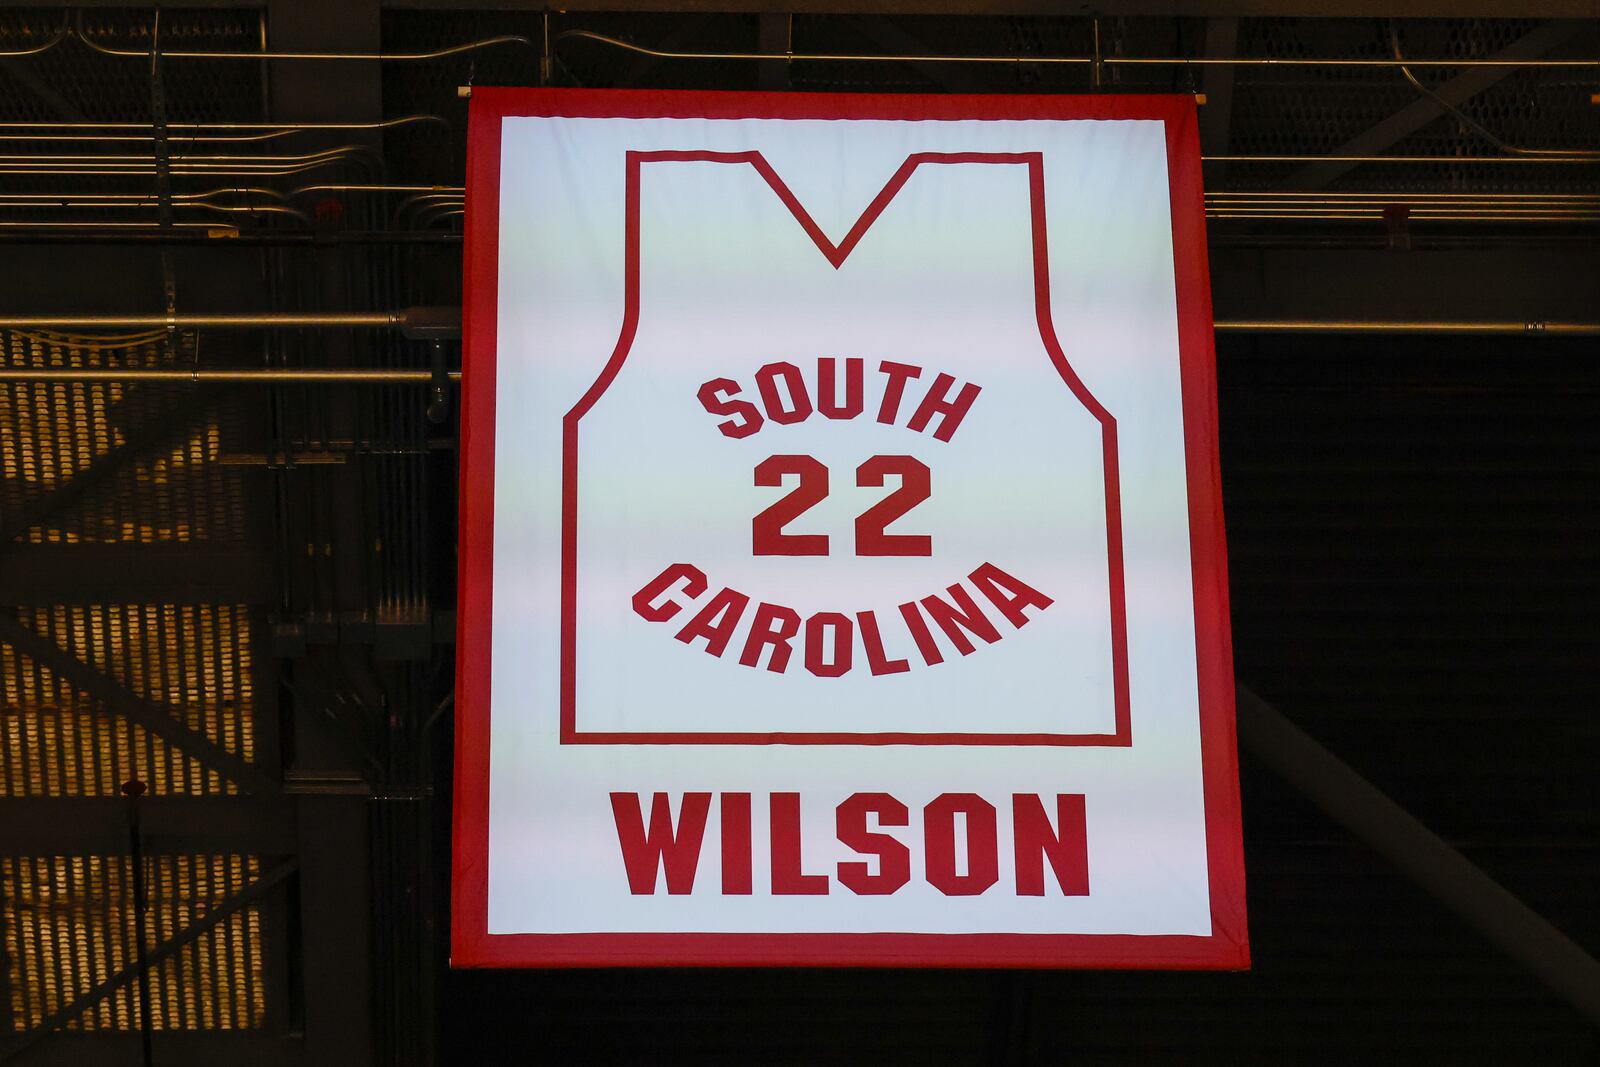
[441, 333, 1600, 1065]
[0, 5, 1595, 1065]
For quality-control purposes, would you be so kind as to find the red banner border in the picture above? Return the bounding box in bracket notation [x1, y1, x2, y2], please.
[452, 88, 1247, 970]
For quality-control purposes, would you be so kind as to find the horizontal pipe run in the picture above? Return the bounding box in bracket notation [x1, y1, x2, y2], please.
[557, 30, 1600, 69]
[0, 116, 449, 144]
[1215, 320, 1600, 335]
[72, 21, 532, 62]
[1207, 191, 1600, 201]
[0, 21, 67, 59]
[0, 117, 445, 132]
[1, 313, 1596, 338]
[0, 231, 460, 247]
[0, 323, 1595, 383]
[0, 369, 462, 383]
[1206, 154, 1599, 165]
[0, 312, 403, 328]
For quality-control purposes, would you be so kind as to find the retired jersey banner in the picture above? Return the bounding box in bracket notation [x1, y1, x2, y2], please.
[453, 89, 1247, 968]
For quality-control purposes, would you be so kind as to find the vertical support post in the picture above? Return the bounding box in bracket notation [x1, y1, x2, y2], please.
[1199, 17, 1239, 186]
[266, 2, 383, 1063]
[1091, 16, 1103, 90]
[759, 13, 792, 92]
[121, 779, 154, 1067]
[147, 11, 179, 362]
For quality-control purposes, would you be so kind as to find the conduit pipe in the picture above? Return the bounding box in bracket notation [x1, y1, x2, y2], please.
[0, 321, 1596, 384]
[1206, 154, 1599, 166]
[72, 18, 531, 62]
[0, 118, 445, 130]
[1214, 320, 1600, 335]
[0, 115, 448, 143]
[0, 19, 67, 58]
[1, 313, 1596, 337]
[0, 311, 410, 328]
[557, 28, 1600, 70]
[0, 368, 460, 383]
[6, 18, 1595, 71]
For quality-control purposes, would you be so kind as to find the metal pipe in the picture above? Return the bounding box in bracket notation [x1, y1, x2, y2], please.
[0, 221, 230, 230]
[558, 29, 1600, 70]
[0, 322, 1594, 384]
[0, 311, 403, 328]
[0, 368, 461, 383]
[1209, 204, 1600, 211]
[0, 145, 373, 164]
[0, 231, 459, 247]
[0, 162, 375, 177]
[0, 187, 288, 203]
[0, 313, 1592, 339]
[0, 115, 446, 133]
[0, 115, 449, 143]
[292, 183, 464, 198]
[0, 314, 1593, 337]
[394, 192, 468, 225]
[73, 19, 531, 62]
[1207, 154, 1599, 165]
[1215, 320, 1600, 335]
[1208, 191, 1600, 201]
[0, 164, 371, 178]
[0, 132, 299, 144]
[0, 18, 68, 58]
[1236, 685, 1600, 1027]
[121, 781, 156, 1067]
[1212, 215, 1600, 222]
[12, 191, 1591, 218]
[1389, 20, 1600, 161]
[0, 202, 314, 222]
[1211, 214, 1598, 222]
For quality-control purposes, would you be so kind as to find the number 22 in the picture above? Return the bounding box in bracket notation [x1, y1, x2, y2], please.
[752, 454, 931, 557]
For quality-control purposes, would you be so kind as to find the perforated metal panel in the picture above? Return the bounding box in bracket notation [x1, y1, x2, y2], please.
[2, 854, 266, 1032]
[0, 333, 247, 547]
[0, 316, 276, 1050]
[1, 603, 254, 798]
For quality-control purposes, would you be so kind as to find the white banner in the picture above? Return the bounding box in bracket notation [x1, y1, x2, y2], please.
[453, 90, 1246, 968]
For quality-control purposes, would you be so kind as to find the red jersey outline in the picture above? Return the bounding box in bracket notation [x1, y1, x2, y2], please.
[561, 149, 1131, 747]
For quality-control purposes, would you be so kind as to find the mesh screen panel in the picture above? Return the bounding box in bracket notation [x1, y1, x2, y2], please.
[0, 8, 264, 124]
[0, 320, 270, 1032]
[0, 331, 247, 545]
[2, 854, 266, 1032]
[1, 603, 254, 797]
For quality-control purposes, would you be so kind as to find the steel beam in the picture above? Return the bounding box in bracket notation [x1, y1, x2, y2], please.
[265, 5, 382, 1064]
[1285, 21, 1583, 191]
[1198, 18, 1238, 183]
[1236, 685, 1600, 1027]
[4, 1035, 302, 1067]
[0, 796, 297, 852]
[848, 15, 989, 92]
[1208, 245, 1600, 326]
[613, 14, 718, 87]
[759, 12, 792, 90]
[0, 545, 275, 605]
